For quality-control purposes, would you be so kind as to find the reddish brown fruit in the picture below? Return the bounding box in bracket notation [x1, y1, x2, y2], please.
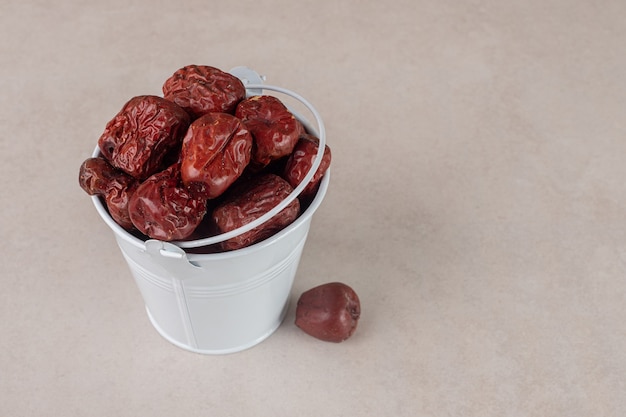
[128, 163, 207, 241]
[97, 95, 190, 180]
[180, 112, 253, 199]
[282, 133, 331, 201]
[235, 95, 303, 168]
[104, 179, 138, 231]
[162, 65, 246, 118]
[295, 282, 361, 343]
[212, 174, 300, 251]
[78, 157, 138, 230]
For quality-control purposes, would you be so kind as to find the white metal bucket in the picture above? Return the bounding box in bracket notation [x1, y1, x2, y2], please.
[90, 69, 329, 354]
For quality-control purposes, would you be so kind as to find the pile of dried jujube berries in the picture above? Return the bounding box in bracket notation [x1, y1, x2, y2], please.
[79, 65, 331, 252]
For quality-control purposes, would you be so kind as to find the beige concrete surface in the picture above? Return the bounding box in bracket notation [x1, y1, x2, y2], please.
[1, 0, 625, 415]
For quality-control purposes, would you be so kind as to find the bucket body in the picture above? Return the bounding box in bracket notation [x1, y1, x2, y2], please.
[104, 172, 328, 354]
[90, 74, 329, 354]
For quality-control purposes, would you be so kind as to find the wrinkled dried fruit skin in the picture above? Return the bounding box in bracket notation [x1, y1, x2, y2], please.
[180, 112, 252, 199]
[128, 163, 207, 241]
[295, 282, 361, 343]
[162, 65, 246, 118]
[98, 95, 190, 180]
[79, 157, 131, 196]
[283, 133, 331, 200]
[105, 181, 138, 230]
[235, 95, 304, 168]
[212, 174, 300, 251]
[78, 157, 138, 230]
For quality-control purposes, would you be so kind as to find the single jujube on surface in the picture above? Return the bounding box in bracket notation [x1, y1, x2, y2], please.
[295, 282, 361, 343]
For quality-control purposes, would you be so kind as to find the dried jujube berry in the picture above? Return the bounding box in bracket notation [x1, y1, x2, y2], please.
[212, 173, 300, 251]
[282, 133, 331, 201]
[180, 112, 253, 199]
[162, 65, 246, 118]
[98, 95, 190, 180]
[295, 282, 361, 343]
[128, 163, 207, 241]
[105, 180, 138, 230]
[235, 95, 304, 168]
[78, 157, 138, 230]
[79, 156, 131, 196]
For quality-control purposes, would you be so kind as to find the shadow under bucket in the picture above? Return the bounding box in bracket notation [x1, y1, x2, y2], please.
[90, 72, 329, 354]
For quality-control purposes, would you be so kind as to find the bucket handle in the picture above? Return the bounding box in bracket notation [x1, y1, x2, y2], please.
[144, 240, 204, 278]
[91, 68, 326, 251]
